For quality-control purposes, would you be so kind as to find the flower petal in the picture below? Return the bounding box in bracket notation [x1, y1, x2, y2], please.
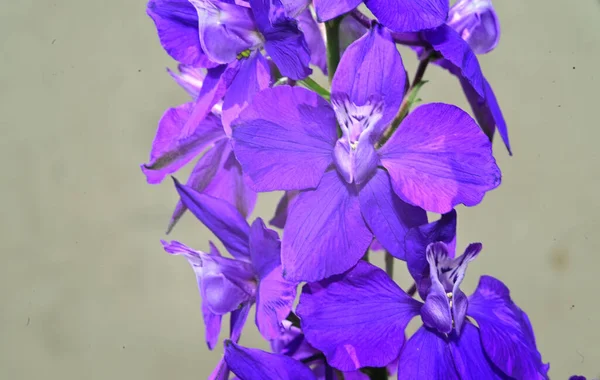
[230, 302, 252, 343]
[256, 265, 297, 340]
[167, 139, 257, 234]
[421, 243, 453, 334]
[397, 327, 459, 380]
[224, 341, 317, 380]
[222, 51, 272, 136]
[358, 169, 427, 260]
[313, 0, 362, 22]
[298, 9, 328, 74]
[141, 105, 223, 184]
[173, 179, 251, 259]
[379, 103, 501, 214]
[270, 321, 318, 360]
[461, 76, 512, 154]
[208, 358, 230, 380]
[405, 210, 458, 299]
[468, 276, 549, 379]
[232, 86, 337, 191]
[450, 323, 505, 380]
[251, 0, 312, 79]
[191, 0, 262, 64]
[249, 218, 282, 277]
[332, 24, 406, 136]
[447, 0, 501, 55]
[146, 0, 216, 67]
[364, 0, 448, 32]
[297, 261, 421, 371]
[423, 24, 485, 97]
[168, 64, 206, 98]
[281, 171, 373, 281]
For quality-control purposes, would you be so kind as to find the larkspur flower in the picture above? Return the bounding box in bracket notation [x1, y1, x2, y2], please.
[313, 0, 449, 32]
[297, 210, 549, 379]
[141, 61, 266, 231]
[164, 179, 297, 343]
[232, 24, 500, 281]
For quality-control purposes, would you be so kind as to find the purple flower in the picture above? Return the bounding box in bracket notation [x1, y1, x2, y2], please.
[313, 0, 449, 32]
[141, 63, 261, 232]
[297, 211, 549, 379]
[232, 25, 500, 281]
[164, 179, 298, 343]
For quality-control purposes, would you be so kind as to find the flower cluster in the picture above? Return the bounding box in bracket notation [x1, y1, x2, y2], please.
[143, 0, 551, 379]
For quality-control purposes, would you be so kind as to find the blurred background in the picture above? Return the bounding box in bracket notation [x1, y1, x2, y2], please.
[1, 1, 599, 379]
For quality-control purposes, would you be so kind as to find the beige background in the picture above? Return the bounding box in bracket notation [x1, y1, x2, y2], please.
[1, 1, 599, 379]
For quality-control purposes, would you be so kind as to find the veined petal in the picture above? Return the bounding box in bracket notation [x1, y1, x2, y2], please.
[168, 139, 257, 233]
[249, 218, 282, 278]
[450, 323, 505, 380]
[281, 171, 373, 282]
[168, 64, 206, 98]
[191, 0, 262, 64]
[270, 321, 318, 360]
[405, 210, 458, 299]
[379, 103, 501, 214]
[232, 86, 337, 191]
[181, 64, 233, 138]
[147, 0, 216, 67]
[358, 169, 427, 260]
[421, 243, 453, 334]
[222, 51, 272, 136]
[364, 0, 448, 32]
[461, 76, 512, 154]
[468, 276, 549, 379]
[280, 0, 310, 17]
[397, 327, 459, 380]
[224, 341, 317, 380]
[256, 265, 297, 340]
[423, 25, 485, 97]
[173, 179, 251, 259]
[313, 0, 361, 22]
[298, 9, 328, 74]
[250, 0, 312, 79]
[297, 261, 421, 371]
[141, 106, 223, 184]
[332, 24, 406, 137]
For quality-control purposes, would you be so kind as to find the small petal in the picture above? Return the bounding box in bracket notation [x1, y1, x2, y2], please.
[298, 9, 328, 74]
[191, 0, 262, 64]
[222, 51, 272, 135]
[251, 0, 312, 79]
[281, 171, 373, 281]
[461, 76, 512, 154]
[313, 0, 361, 22]
[423, 25, 485, 97]
[332, 25, 406, 136]
[173, 179, 251, 259]
[280, 0, 310, 17]
[224, 341, 317, 380]
[379, 103, 501, 214]
[249, 218, 282, 278]
[269, 191, 299, 229]
[358, 169, 427, 260]
[270, 321, 318, 360]
[397, 327, 459, 380]
[208, 358, 230, 380]
[168, 139, 257, 233]
[364, 0, 448, 32]
[468, 276, 549, 379]
[180, 64, 232, 138]
[141, 106, 223, 184]
[421, 243, 453, 334]
[147, 0, 216, 67]
[168, 64, 206, 98]
[450, 323, 504, 380]
[332, 133, 379, 185]
[339, 14, 368, 54]
[230, 302, 252, 343]
[256, 265, 297, 339]
[232, 86, 337, 191]
[448, 0, 501, 55]
[405, 210, 458, 299]
[297, 261, 421, 371]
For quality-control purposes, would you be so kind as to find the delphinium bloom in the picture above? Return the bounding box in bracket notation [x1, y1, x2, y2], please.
[314, 0, 449, 32]
[297, 210, 549, 379]
[141, 62, 264, 232]
[162, 179, 297, 346]
[147, 0, 312, 139]
[232, 24, 501, 281]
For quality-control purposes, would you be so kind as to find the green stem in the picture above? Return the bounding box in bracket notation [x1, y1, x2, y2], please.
[378, 55, 432, 146]
[298, 77, 331, 100]
[385, 252, 394, 279]
[325, 17, 342, 83]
